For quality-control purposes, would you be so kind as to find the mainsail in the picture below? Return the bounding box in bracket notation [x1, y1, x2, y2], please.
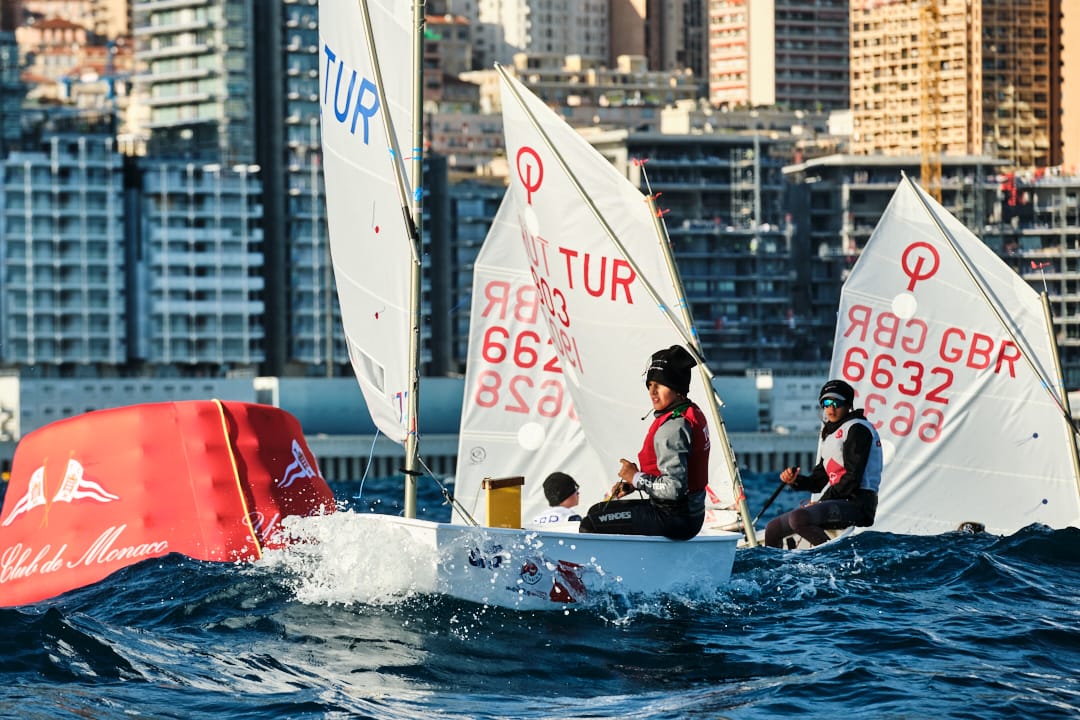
[319, 0, 418, 444]
[453, 195, 607, 525]
[829, 176, 1080, 535]
[496, 68, 749, 532]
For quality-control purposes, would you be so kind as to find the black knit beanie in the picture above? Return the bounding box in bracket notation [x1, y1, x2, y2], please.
[543, 472, 578, 505]
[645, 345, 697, 396]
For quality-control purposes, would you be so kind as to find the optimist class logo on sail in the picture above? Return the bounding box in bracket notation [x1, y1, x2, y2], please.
[513, 147, 639, 380]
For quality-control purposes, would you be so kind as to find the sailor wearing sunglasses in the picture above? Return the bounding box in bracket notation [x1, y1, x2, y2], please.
[763, 379, 882, 549]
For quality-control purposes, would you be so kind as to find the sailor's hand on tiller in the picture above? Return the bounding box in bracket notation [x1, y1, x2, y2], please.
[780, 466, 800, 484]
[608, 480, 635, 499]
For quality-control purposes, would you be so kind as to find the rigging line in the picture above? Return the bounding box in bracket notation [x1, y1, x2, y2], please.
[416, 455, 479, 527]
[904, 173, 1079, 434]
[351, 429, 382, 503]
[1034, 262, 1050, 295]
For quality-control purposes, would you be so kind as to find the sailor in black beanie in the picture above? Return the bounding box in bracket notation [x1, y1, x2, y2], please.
[579, 345, 710, 540]
[529, 472, 582, 527]
[645, 344, 695, 395]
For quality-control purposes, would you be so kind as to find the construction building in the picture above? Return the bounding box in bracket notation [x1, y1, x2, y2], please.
[783, 155, 1080, 386]
[850, 0, 1062, 172]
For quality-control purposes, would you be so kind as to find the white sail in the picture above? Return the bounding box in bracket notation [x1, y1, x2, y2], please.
[319, 0, 416, 443]
[453, 195, 608, 526]
[496, 70, 742, 520]
[829, 177, 1080, 535]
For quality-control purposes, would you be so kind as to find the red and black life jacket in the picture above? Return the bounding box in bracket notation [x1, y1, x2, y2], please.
[637, 401, 709, 494]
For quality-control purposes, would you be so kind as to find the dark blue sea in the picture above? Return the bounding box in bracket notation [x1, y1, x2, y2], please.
[2, 472, 1078, 719]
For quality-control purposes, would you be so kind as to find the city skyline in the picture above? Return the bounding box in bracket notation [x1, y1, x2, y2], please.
[0, 0, 1077, 391]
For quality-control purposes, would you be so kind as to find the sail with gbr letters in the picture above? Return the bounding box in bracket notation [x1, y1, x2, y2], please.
[828, 176, 1080, 535]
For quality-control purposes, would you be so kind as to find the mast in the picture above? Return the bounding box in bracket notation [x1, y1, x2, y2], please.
[643, 186, 759, 547]
[402, 0, 426, 518]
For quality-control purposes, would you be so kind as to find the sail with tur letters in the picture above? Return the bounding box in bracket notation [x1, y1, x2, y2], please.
[0, 401, 335, 607]
[453, 195, 607, 525]
[495, 68, 752, 535]
[829, 176, 1080, 535]
[319, 0, 418, 445]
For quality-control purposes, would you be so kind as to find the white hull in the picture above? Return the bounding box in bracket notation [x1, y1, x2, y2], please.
[355, 514, 741, 610]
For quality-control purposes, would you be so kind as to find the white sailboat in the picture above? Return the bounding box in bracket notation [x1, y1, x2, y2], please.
[318, 0, 747, 609]
[826, 175, 1080, 537]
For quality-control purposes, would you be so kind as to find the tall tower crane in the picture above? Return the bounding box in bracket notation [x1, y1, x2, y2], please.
[919, 0, 942, 201]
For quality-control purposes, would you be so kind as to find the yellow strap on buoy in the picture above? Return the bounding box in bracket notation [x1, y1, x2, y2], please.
[213, 399, 262, 558]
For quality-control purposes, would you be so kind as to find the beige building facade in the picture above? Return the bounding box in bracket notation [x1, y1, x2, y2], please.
[850, 0, 1062, 171]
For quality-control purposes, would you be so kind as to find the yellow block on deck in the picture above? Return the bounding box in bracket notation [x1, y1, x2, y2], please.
[482, 476, 525, 528]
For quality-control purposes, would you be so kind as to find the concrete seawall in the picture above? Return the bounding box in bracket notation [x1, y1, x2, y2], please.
[0, 432, 818, 485]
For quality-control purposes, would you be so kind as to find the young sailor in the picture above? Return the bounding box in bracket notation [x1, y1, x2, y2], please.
[529, 472, 582, 527]
[764, 379, 882, 548]
[578, 345, 708, 540]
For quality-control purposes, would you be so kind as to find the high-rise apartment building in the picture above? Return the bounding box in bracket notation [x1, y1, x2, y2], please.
[473, 0, 608, 69]
[136, 161, 265, 370]
[1063, 8, 1079, 173]
[250, 0, 331, 376]
[850, 0, 1062, 170]
[0, 133, 127, 369]
[90, 0, 130, 39]
[130, 0, 256, 165]
[0, 29, 21, 156]
[707, 0, 849, 111]
[609, 0, 709, 89]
